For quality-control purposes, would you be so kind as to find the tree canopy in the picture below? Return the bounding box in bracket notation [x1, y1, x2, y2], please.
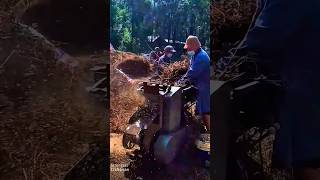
[110, 0, 210, 53]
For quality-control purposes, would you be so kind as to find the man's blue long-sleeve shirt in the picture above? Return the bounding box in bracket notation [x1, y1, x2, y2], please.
[186, 48, 210, 114]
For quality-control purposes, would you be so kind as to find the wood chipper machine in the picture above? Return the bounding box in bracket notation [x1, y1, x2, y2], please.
[122, 80, 210, 179]
[123, 80, 199, 162]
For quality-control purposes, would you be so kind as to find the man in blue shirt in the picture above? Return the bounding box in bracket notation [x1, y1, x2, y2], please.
[184, 36, 210, 145]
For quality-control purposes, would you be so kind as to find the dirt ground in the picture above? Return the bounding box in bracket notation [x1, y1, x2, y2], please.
[110, 133, 138, 180]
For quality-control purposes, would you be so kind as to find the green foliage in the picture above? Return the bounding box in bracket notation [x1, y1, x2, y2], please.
[110, 0, 210, 53]
[122, 27, 132, 49]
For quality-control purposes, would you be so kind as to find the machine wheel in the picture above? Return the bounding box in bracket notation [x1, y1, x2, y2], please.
[122, 134, 135, 149]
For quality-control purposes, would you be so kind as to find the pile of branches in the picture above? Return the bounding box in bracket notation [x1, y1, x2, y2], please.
[161, 58, 190, 84]
[0, 0, 43, 14]
[210, 0, 257, 79]
[211, 0, 256, 61]
[0, 0, 21, 12]
[212, 0, 256, 36]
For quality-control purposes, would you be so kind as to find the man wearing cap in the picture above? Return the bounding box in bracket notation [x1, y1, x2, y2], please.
[158, 45, 176, 65]
[150, 47, 163, 62]
[155, 47, 163, 59]
[183, 35, 210, 145]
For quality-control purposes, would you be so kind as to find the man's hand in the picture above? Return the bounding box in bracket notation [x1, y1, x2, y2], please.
[176, 77, 191, 86]
[176, 79, 185, 86]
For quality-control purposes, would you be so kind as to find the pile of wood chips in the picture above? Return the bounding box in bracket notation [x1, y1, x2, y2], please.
[110, 52, 146, 132]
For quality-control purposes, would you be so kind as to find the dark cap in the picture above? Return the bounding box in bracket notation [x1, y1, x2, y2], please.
[164, 45, 176, 53]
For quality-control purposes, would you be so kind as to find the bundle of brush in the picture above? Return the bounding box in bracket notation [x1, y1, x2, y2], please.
[161, 57, 190, 84]
[0, 0, 20, 12]
[212, 0, 256, 32]
[211, 0, 257, 79]
[211, 0, 256, 57]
